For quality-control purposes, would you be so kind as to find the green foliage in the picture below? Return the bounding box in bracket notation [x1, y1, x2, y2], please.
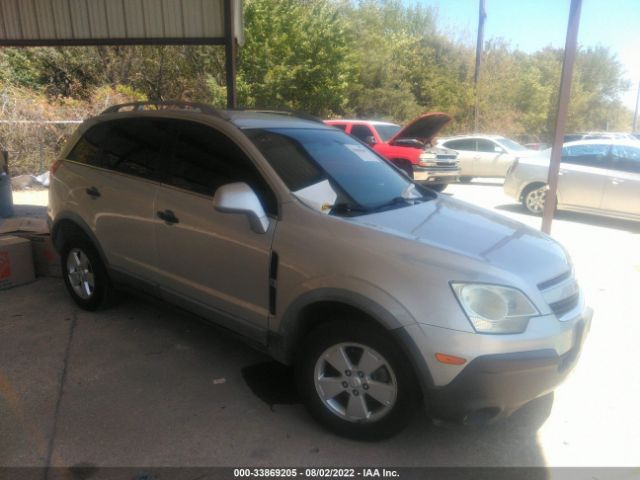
[0, 0, 634, 160]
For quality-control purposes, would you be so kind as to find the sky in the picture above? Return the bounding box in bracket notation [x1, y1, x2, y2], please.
[416, 0, 640, 111]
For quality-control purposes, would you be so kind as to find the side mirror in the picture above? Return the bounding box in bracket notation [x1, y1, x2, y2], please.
[213, 182, 270, 234]
[364, 135, 377, 146]
[494, 146, 506, 154]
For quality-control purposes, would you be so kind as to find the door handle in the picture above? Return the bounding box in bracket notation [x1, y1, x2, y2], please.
[157, 209, 179, 225]
[85, 186, 101, 198]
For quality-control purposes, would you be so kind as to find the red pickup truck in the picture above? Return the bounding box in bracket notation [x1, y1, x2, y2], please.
[325, 113, 460, 191]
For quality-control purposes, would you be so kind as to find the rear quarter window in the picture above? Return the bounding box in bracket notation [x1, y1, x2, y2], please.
[67, 124, 110, 167]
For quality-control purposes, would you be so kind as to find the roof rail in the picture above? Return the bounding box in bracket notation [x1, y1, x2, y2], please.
[101, 101, 225, 118]
[242, 109, 325, 124]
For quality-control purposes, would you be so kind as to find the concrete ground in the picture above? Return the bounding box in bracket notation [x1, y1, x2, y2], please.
[1, 184, 639, 468]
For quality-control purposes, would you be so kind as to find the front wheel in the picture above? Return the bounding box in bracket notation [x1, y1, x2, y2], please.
[296, 320, 419, 440]
[522, 184, 548, 215]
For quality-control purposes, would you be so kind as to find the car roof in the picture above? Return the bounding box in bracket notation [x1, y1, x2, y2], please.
[438, 134, 507, 142]
[326, 119, 400, 127]
[563, 138, 640, 147]
[89, 103, 333, 132]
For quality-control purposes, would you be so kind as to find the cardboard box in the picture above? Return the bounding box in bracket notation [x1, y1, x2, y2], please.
[29, 234, 62, 278]
[0, 236, 35, 290]
[0, 216, 61, 278]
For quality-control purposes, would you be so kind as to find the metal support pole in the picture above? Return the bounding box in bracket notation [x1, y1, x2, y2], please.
[473, 0, 486, 132]
[633, 80, 640, 132]
[224, 0, 238, 109]
[541, 0, 582, 234]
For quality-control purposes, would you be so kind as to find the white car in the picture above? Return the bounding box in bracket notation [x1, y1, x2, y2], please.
[438, 135, 540, 181]
[504, 139, 640, 220]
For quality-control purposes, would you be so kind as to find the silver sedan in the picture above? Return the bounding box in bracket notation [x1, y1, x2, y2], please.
[504, 139, 640, 221]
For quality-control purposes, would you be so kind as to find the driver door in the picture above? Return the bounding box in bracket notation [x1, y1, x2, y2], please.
[154, 120, 279, 341]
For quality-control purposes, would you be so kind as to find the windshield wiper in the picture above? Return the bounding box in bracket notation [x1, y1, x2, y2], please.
[369, 195, 427, 213]
[330, 202, 371, 216]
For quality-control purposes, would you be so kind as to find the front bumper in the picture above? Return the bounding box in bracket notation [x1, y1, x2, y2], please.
[412, 165, 460, 184]
[398, 305, 592, 424]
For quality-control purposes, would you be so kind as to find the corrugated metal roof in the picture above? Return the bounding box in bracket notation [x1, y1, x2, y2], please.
[0, 0, 243, 45]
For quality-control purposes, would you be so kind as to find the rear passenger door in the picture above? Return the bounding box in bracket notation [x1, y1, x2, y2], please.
[66, 118, 168, 287]
[558, 143, 608, 210]
[441, 138, 476, 176]
[154, 120, 278, 341]
[600, 144, 640, 217]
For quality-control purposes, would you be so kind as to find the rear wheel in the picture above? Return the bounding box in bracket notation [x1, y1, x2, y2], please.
[61, 236, 113, 311]
[428, 183, 447, 192]
[458, 176, 473, 183]
[296, 319, 419, 440]
[522, 184, 548, 215]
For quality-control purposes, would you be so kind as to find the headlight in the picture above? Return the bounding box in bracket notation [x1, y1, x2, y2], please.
[451, 283, 540, 334]
[419, 152, 437, 167]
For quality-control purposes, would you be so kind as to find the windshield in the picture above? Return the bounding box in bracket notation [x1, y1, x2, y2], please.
[498, 137, 529, 152]
[246, 128, 432, 215]
[375, 124, 402, 142]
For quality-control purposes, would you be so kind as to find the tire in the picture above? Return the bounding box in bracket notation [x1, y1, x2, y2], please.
[296, 319, 419, 440]
[458, 176, 473, 183]
[61, 235, 113, 311]
[428, 183, 447, 192]
[522, 183, 548, 215]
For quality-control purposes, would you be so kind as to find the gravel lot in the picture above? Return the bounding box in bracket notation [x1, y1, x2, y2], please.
[1, 183, 639, 469]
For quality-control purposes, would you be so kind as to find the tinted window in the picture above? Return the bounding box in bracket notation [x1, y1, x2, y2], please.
[67, 124, 110, 166]
[476, 139, 500, 153]
[350, 124, 374, 142]
[166, 121, 277, 215]
[330, 124, 347, 131]
[562, 144, 609, 168]
[443, 139, 476, 151]
[101, 118, 170, 179]
[247, 128, 431, 212]
[610, 144, 640, 173]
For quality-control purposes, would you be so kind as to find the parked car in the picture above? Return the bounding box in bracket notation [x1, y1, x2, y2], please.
[564, 132, 639, 143]
[325, 114, 459, 192]
[504, 139, 640, 220]
[437, 135, 540, 181]
[524, 142, 550, 151]
[49, 102, 591, 439]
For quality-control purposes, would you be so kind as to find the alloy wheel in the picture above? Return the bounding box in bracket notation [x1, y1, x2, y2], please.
[313, 342, 398, 423]
[66, 248, 95, 299]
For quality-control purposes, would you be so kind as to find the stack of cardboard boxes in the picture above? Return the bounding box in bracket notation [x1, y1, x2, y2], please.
[0, 216, 61, 291]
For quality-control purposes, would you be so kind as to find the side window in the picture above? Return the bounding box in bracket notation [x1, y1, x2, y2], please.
[350, 124, 374, 142]
[166, 121, 278, 215]
[561, 144, 609, 168]
[101, 118, 170, 179]
[67, 124, 109, 167]
[443, 139, 475, 151]
[331, 124, 348, 132]
[476, 139, 500, 153]
[610, 144, 640, 173]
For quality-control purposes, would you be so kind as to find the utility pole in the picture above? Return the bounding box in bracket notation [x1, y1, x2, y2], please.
[633, 80, 640, 132]
[474, 0, 487, 132]
[541, 0, 582, 235]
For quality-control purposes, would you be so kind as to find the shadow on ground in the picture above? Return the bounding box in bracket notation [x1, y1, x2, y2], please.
[495, 204, 640, 234]
[1, 279, 551, 468]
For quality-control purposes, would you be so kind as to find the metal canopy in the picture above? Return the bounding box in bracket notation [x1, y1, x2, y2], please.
[0, 0, 242, 107]
[0, 0, 243, 45]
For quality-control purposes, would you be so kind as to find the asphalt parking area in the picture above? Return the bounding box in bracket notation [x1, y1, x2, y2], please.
[1, 184, 639, 468]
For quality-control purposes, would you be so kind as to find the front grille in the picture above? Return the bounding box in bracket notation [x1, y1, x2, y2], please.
[549, 292, 580, 317]
[436, 154, 458, 160]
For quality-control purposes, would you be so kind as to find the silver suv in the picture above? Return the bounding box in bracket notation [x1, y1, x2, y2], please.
[49, 102, 592, 439]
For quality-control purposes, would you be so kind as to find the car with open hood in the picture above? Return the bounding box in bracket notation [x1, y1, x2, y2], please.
[49, 103, 591, 440]
[325, 113, 459, 191]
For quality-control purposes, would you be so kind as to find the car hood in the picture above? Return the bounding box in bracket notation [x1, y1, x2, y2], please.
[389, 112, 451, 144]
[350, 195, 570, 286]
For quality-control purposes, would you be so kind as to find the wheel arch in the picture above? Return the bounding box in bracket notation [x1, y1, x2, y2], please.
[51, 212, 109, 269]
[268, 289, 435, 393]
